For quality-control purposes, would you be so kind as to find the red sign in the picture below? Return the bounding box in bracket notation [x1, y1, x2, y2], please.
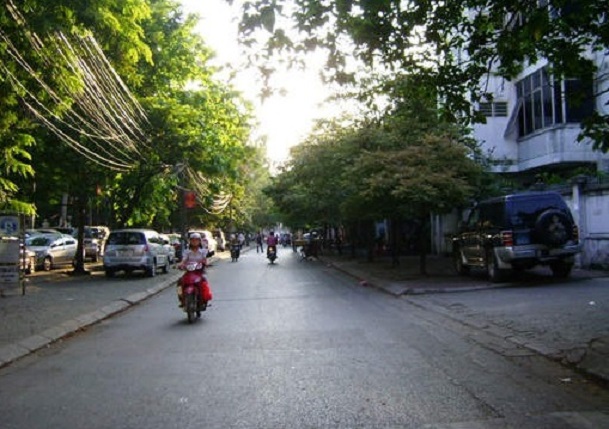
[184, 191, 196, 209]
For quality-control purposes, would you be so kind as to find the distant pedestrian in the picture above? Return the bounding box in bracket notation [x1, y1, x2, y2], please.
[255, 231, 264, 253]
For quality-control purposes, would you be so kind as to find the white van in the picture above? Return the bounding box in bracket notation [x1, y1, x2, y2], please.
[103, 229, 170, 277]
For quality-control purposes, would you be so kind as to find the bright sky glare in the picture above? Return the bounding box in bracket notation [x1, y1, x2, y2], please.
[179, 0, 330, 166]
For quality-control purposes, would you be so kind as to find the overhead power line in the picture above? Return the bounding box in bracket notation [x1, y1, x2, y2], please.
[0, 0, 149, 171]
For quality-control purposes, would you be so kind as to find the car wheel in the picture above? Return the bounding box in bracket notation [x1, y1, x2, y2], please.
[162, 259, 169, 274]
[486, 249, 507, 283]
[453, 249, 470, 276]
[25, 256, 35, 275]
[146, 262, 156, 278]
[550, 260, 573, 278]
[105, 269, 115, 278]
[43, 256, 53, 271]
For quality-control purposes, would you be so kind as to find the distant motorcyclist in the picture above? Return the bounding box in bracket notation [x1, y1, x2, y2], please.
[266, 231, 278, 247]
[229, 233, 241, 261]
[266, 231, 278, 260]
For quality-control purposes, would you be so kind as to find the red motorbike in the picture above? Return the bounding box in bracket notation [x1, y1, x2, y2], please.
[177, 262, 211, 323]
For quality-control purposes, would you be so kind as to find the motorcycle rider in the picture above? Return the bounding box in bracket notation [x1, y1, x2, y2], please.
[266, 230, 278, 259]
[177, 233, 211, 306]
[229, 233, 241, 260]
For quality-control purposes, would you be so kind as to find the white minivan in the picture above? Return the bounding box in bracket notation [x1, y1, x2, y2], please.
[103, 229, 171, 277]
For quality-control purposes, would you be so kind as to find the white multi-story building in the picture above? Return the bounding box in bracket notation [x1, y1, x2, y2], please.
[473, 51, 609, 177]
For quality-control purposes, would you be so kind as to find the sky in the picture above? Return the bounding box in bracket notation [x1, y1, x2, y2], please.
[179, 0, 330, 166]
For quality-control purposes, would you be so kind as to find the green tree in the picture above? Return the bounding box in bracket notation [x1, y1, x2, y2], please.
[1, 0, 152, 215]
[267, 77, 485, 272]
[6, 0, 254, 274]
[234, 0, 609, 152]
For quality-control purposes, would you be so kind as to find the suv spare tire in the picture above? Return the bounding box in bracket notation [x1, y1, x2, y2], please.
[534, 209, 572, 247]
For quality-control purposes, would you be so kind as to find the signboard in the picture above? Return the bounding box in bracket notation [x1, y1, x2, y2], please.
[0, 215, 20, 236]
[184, 191, 197, 209]
[0, 214, 23, 289]
[0, 240, 20, 263]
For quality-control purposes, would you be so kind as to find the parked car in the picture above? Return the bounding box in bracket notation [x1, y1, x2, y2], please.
[73, 226, 110, 262]
[167, 233, 183, 261]
[53, 226, 75, 235]
[452, 191, 581, 282]
[103, 229, 171, 277]
[26, 233, 79, 271]
[160, 234, 176, 264]
[20, 243, 36, 274]
[188, 230, 217, 257]
[25, 228, 61, 238]
[214, 229, 226, 251]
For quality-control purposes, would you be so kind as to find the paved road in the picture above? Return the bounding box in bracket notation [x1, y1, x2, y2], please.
[407, 276, 609, 380]
[0, 247, 608, 428]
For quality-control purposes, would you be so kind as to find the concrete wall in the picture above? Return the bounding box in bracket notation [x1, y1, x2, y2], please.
[565, 182, 609, 269]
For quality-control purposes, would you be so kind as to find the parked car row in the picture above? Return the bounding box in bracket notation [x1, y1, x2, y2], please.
[21, 225, 223, 275]
[25, 226, 110, 265]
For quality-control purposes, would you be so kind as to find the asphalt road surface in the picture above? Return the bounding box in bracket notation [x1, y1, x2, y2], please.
[1, 247, 608, 428]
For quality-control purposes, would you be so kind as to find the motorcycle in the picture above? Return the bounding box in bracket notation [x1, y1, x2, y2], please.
[177, 262, 209, 323]
[230, 243, 241, 262]
[267, 245, 277, 264]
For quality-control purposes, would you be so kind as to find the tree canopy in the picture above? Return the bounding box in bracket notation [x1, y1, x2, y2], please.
[267, 77, 486, 261]
[234, 0, 609, 151]
[2, 0, 259, 238]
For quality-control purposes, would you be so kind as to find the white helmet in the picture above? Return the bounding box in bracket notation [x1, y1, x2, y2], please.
[190, 233, 201, 240]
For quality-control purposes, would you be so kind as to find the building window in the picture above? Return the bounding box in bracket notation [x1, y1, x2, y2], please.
[478, 101, 508, 117]
[515, 66, 593, 138]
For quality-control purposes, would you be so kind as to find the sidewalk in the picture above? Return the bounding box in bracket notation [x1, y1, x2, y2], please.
[318, 252, 609, 296]
[0, 264, 181, 368]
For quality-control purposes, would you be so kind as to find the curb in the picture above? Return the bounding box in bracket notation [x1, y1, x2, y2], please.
[321, 259, 502, 296]
[0, 276, 178, 369]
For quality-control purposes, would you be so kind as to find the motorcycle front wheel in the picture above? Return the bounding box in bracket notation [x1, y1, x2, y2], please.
[185, 294, 196, 323]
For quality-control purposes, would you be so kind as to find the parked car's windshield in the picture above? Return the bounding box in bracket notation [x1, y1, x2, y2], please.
[107, 232, 145, 245]
[26, 236, 52, 246]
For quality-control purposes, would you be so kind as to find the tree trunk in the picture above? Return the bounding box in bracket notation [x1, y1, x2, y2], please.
[349, 223, 357, 258]
[72, 196, 89, 275]
[418, 216, 429, 276]
[390, 217, 400, 267]
[365, 220, 375, 262]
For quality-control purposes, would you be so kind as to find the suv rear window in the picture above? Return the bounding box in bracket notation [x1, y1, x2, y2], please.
[107, 232, 146, 245]
[508, 195, 568, 228]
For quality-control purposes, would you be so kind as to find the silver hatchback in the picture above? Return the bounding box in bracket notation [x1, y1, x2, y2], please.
[26, 233, 79, 271]
[103, 229, 171, 277]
